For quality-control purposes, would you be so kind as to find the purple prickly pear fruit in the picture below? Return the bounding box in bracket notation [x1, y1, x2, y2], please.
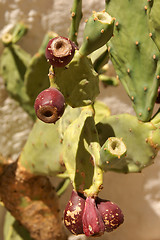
[82, 197, 105, 237]
[45, 36, 76, 67]
[34, 87, 65, 123]
[96, 197, 124, 232]
[156, 86, 160, 103]
[64, 190, 85, 235]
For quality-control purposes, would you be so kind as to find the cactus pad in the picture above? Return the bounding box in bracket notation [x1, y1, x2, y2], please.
[106, 0, 160, 121]
[148, 0, 160, 51]
[0, 44, 35, 118]
[62, 107, 103, 196]
[24, 32, 58, 106]
[68, 0, 82, 46]
[97, 113, 160, 173]
[19, 119, 65, 176]
[54, 50, 99, 107]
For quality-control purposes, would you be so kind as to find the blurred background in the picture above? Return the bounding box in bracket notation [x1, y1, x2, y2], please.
[0, 0, 160, 240]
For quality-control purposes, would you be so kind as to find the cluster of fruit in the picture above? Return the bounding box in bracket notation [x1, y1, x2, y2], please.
[34, 36, 76, 124]
[64, 190, 124, 237]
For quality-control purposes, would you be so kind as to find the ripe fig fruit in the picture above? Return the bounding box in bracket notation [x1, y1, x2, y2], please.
[45, 36, 76, 67]
[82, 197, 105, 237]
[64, 190, 85, 235]
[34, 87, 65, 123]
[96, 197, 124, 232]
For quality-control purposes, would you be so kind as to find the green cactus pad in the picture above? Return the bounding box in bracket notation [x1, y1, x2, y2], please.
[4, 211, 33, 240]
[99, 137, 127, 172]
[24, 32, 58, 106]
[99, 74, 119, 87]
[96, 113, 160, 173]
[58, 105, 81, 140]
[0, 44, 35, 118]
[24, 53, 50, 106]
[106, 0, 160, 121]
[54, 50, 99, 107]
[19, 119, 65, 176]
[93, 100, 110, 124]
[79, 11, 114, 56]
[90, 45, 109, 73]
[148, 0, 160, 51]
[68, 0, 82, 46]
[62, 106, 103, 196]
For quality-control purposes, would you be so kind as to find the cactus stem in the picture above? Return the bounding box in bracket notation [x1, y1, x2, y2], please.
[48, 66, 57, 88]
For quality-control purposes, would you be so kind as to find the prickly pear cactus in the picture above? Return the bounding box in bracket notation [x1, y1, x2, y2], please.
[62, 106, 103, 196]
[19, 119, 65, 176]
[68, 0, 82, 45]
[54, 50, 99, 107]
[97, 112, 160, 173]
[0, 23, 36, 119]
[24, 32, 58, 106]
[105, 0, 160, 122]
[1, 0, 160, 239]
[148, 0, 160, 51]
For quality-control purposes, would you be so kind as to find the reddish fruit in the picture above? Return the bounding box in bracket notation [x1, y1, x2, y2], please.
[34, 87, 65, 123]
[64, 190, 85, 235]
[82, 197, 105, 237]
[96, 197, 124, 232]
[45, 36, 76, 67]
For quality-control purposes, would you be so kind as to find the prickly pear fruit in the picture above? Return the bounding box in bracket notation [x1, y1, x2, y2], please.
[34, 87, 65, 123]
[96, 197, 124, 232]
[64, 189, 85, 235]
[99, 137, 127, 172]
[45, 36, 76, 67]
[82, 197, 105, 237]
